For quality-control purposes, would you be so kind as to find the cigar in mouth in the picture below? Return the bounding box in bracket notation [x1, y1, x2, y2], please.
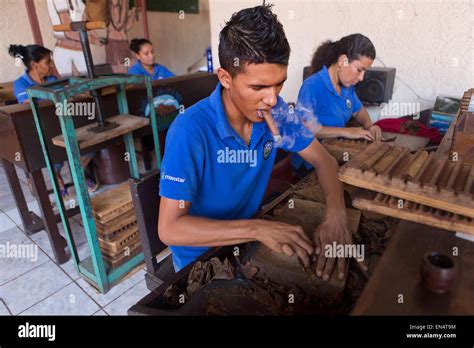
[258, 110, 282, 143]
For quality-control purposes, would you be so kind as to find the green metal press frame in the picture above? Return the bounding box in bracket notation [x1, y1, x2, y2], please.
[27, 74, 161, 293]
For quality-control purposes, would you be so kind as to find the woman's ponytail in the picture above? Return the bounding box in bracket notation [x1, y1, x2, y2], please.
[310, 34, 376, 74]
[310, 40, 337, 74]
[8, 44, 51, 69]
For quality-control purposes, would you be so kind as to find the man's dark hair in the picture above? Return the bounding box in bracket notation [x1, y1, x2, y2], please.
[218, 4, 290, 76]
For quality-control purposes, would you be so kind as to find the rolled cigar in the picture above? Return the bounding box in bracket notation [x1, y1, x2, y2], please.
[360, 143, 391, 171]
[462, 164, 474, 195]
[261, 111, 282, 143]
[381, 135, 397, 142]
[404, 150, 429, 180]
[373, 146, 404, 174]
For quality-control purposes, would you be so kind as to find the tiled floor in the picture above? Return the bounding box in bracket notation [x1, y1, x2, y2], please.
[0, 163, 154, 316]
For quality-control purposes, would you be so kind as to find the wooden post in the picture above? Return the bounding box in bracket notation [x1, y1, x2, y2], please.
[25, 0, 44, 46]
[139, 0, 150, 40]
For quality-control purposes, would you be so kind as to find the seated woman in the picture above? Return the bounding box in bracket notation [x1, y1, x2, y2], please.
[292, 34, 382, 172]
[128, 38, 177, 168]
[128, 38, 175, 80]
[9, 44, 98, 195]
[10, 44, 57, 104]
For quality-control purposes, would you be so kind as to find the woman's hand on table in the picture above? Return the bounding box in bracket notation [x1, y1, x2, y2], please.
[366, 125, 382, 141]
[343, 127, 374, 141]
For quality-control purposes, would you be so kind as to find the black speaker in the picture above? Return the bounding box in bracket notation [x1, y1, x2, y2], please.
[355, 67, 396, 105]
[303, 66, 312, 81]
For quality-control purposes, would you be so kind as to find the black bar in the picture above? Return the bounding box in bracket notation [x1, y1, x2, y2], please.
[0, 316, 473, 346]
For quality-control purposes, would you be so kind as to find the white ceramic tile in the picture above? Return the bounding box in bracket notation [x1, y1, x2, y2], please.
[19, 282, 100, 316]
[4, 200, 41, 227]
[29, 218, 86, 260]
[58, 219, 87, 247]
[0, 213, 16, 233]
[15, 168, 28, 184]
[60, 242, 91, 281]
[103, 280, 150, 316]
[0, 195, 18, 213]
[76, 267, 146, 307]
[0, 300, 11, 315]
[0, 260, 72, 315]
[0, 183, 11, 196]
[0, 227, 49, 285]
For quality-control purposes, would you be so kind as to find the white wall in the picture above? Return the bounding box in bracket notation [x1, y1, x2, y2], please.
[0, 0, 211, 82]
[129, 0, 211, 75]
[209, 0, 473, 111]
[0, 0, 34, 82]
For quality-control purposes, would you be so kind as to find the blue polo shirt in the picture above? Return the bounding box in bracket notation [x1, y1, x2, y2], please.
[292, 65, 363, 170]
[128, 61, 175, 81]
[159, 83, 314, 270]
[13, 72, 57, 104]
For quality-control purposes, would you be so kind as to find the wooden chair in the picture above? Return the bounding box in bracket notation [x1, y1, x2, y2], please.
[130, 170, 175, 290]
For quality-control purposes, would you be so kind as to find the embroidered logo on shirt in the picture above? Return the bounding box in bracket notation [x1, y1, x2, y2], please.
[161, 171, 186, 183]
[346, 98, 352, 109]
[263, 140, 274, 160]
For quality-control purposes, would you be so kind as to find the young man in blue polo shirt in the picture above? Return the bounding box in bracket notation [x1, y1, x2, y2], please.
[158, 4, 353, 282]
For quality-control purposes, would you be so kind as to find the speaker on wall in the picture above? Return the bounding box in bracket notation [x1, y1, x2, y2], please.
[355, 67, 396, 105]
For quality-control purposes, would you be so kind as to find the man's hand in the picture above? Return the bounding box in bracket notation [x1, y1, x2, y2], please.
[312, 211, 352, 281]
[366, 124, 382, 141]
[255, 219, 314, 267]
[343, 127, 374, 141]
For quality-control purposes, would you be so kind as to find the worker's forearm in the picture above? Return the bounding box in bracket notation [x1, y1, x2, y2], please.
[160, 215, 257, 247]
[355, 109, 373, 129]
[316, 126, 349, 139]
[313, 152, 346, 213]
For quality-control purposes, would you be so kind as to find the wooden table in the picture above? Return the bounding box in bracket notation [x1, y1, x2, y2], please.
[352, 221, 474, 315]
[0, 81, 15, 106]
[352, 88, 474, 315]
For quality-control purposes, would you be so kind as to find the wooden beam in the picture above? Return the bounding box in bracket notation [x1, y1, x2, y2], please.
[139, 0, 150, 40]
[25, 0, 44, 46]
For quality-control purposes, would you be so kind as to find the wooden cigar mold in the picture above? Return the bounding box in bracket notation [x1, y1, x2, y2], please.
[460, 88, 474, 113]
[451, 112, 474, 164]
[321, 138, 370, 163]
[339, 142, 474, 218]
[91, 182, 142, 268]
[353, 188, 473, 235]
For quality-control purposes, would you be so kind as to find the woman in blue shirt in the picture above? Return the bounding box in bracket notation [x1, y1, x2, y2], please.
[9, 44, 98, 196]
[128, 38, 175, 80]
[128, 38, 176, 166]
[9, 45, 57, 104]
[293, 34, 382, 171]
